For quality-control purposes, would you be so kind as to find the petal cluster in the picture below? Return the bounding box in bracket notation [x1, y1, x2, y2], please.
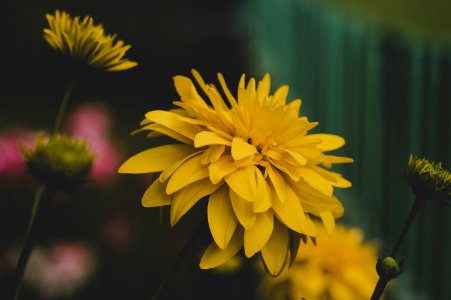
[119, 70, 353, 275]
[43, 10, 138, 72]
[261, 224, 379, 299]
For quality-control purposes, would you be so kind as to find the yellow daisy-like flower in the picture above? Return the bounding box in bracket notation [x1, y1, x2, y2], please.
[119, 70, 353, 275]
[43, 10, 138, 72]
[262, 224, 379, 300]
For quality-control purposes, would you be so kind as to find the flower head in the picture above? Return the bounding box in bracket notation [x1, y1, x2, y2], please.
[43, 10, 138, 72]
[119, 70, 353, 275]
[25, 135, 94, 190]
[406, 154, 451, 202]
[261, 224, 379, 300]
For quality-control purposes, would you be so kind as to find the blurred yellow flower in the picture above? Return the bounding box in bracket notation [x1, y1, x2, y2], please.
[262, 224, 379, 300]
[119, 70, 352, 275]
[43, 10, 138, 72]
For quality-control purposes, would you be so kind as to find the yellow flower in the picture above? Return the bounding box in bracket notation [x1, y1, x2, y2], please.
[406, 154, 451, 202]
[43, 10, 138, 72]
[119, 70, 353, 275]
[261, 224, 379, 300]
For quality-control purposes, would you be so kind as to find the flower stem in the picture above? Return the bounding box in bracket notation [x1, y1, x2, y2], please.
[370, 196, 424, 300]
[151, 217, 208, 300]
[52, 80, 75, 137]
[12, 184, 56, 300]
[390, 196, 423, 257]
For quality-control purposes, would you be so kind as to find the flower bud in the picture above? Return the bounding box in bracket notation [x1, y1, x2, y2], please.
[25, 135, 94, 190]
[376, 256, 402, 280]
[406, 154, 451, 202]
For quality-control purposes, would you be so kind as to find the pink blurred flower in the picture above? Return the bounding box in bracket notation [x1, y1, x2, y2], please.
[65, 101, 123, 182]
[0, 128, 37, 179]
[23, 242, 96, 298]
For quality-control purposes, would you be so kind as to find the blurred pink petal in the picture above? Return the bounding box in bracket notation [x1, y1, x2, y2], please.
[24, 241, 96, 298]
[66, 102, 123, 182]
[0, 128, 37, 178]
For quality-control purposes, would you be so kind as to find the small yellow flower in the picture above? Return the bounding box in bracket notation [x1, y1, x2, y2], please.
[119, 70, 353, 275]
[406, 154, 451, 201]
[261, 224, 379, 300]
[43, 10, 138, 72]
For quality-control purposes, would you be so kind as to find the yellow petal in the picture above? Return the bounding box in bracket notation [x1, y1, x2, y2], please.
[288, 180, 341, 214]
[272, 184, 308, 234]
[244, 210, 274, 258]
[159, 151, 200, 182]
[305, 134, 345, 151]
[173, 75, 200, 101]
[261, 220, 289, 276]
[194, 131, 231, 148]
[201, 145, 225, 164]
[272, 85, 289, 106]
[229, 189, 256, 229]
[286, 99, 301, 117]
[118, 144, 194, 174]
[143, 123, 192, 145]
[170, 179, 220, 226]
[314, 166, 352, 188]
[225, 166, 256, 202]
[267, 164, 286, 203]
[231, 137, 257, 160]
[321, 155, 354, 168]
[320, 211, 335, 236]
[252, 172, 272, 213]
[209, 155, 238, 184]
[298, 167, 333, 196]
[208, 186, 238, 249]
[304, 213, 317, 236]
[145, 110, 202, 140]
[280, 148, 307, 166]
[166, 153, 209, 194]
[256, 73, 270, 104]
[142, 179, 171, 207]
[199, 227, 243, 269]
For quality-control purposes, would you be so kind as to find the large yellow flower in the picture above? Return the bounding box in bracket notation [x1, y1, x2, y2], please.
[119, 70, 353, 275]
[43, 10, 138, 72]
[262, 223, 379, 300]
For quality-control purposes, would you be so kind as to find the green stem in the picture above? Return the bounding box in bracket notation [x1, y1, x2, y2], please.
[390, 196, 423, 257]
[52, 80, 75, 137]
[370, 277, 389, 300]
[151, 217, 208, 300]
[370, 196, 424, 300]
[12, 184, 56, 300]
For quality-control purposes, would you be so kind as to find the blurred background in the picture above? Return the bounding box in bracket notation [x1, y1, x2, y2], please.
[1, 0, 450, 299]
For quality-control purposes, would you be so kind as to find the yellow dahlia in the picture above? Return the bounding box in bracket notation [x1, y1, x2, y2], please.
[43, 10, 138, 72]
[262, 223, 379, 300]
[119, 70, 353, 275]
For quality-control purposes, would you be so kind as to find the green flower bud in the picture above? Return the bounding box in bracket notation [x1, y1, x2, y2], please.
[25, 135, 94, 190]
[376, 256, 402, 280]
[406, 154, 451, 202]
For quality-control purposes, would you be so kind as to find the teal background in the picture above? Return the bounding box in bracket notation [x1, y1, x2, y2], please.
[245, 0, 451, 299]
